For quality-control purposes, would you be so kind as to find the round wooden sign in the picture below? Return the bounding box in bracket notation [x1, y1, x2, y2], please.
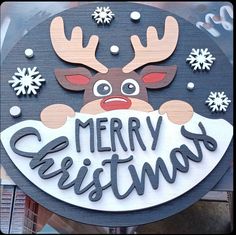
[1, 3, 233, 226]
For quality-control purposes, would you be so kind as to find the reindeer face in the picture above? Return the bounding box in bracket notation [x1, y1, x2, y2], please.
[50, 16, 179, 114]
[55, 66, 177, 114]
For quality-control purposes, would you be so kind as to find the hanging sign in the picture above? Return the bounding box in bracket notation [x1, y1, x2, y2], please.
[0, 3, 233, 226]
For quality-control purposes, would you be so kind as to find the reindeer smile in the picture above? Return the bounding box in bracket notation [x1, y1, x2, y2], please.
[105, 97, 127, 103]
[101, 96, 131, 111]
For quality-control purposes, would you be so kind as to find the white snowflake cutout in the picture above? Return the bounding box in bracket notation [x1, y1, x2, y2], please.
[8, 67, 45, 96]
[205, 91, 231, 112]
[92, 6, 115, 25]
[186, 48, 216, 71]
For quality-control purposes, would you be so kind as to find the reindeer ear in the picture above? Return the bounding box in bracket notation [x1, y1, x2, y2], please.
[140, 65, 177, 89]
[54, 67, 92, 91]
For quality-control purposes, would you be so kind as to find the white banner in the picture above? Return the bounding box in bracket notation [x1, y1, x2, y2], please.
[0, 110, 233, 211]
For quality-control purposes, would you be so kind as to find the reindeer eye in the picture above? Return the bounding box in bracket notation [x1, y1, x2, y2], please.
[121, 79, 140, 96]
[93, 80, 112, 97]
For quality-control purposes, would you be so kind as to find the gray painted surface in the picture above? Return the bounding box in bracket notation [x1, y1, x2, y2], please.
[0, 2, 233, 227]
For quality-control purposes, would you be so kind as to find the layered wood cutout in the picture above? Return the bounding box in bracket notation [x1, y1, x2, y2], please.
[140, 65, 177, 89]
[9, 67, 45, 96]
[50, 16, 108, 73]
[159, 100, 194, 125]
[205, 91, 231, 112]
[92, 6, 115, 25]
[1, 2, 233, 227]
[186, 48, 216, 71]
[54, 67, 92, 91]
[123, 16, 179, 73]
[50, 66, 177, 125]
[48, 16, 179, 126]
[2, 109, 233, 212]
[40, 104, 75, 129]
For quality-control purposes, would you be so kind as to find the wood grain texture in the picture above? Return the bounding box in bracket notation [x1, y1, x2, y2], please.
[159, 100, 194, 124]
[140, 65, 177, 89]
[40, 104, 75, 128]
[54, 65, 176, 114]
[0, 2, 233, 227]
[54, 67, 92, 91]
[50, 16, 108, 73]
[123, 16, 179, 73]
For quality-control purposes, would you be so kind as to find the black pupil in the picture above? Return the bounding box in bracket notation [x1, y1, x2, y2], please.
[122, 83, 136, 94]
[97, 83, 110, 95]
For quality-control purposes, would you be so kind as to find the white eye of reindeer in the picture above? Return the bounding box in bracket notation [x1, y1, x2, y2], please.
[93, 80, 112, 97]
[121, 79, 140, 96]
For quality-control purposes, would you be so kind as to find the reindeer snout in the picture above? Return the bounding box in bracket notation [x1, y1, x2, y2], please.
[100, 96, 131, 111]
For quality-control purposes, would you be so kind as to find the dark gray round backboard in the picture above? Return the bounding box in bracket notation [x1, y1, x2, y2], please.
[1, 3, 233, 226]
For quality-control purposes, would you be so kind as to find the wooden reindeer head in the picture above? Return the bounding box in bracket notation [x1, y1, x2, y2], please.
[50, 16, 179, 114]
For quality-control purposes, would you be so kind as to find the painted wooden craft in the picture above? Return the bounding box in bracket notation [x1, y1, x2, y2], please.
[92, 6, 115, 25]
[8, 67, 45, 96]
[50, 16, 108, 73]
[186, 48, 216, 71]
[9, 106, 21, 118]
[45, 15, 182, 126]
[24, 48, 34, 58]
[0, 3, 233, 227]
[130, 11, 141, 22]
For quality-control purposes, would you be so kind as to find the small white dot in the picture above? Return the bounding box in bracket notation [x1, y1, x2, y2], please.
[25, 48, 34, 58]
[130, 11, 141, 21]
[10, 106, 21, 117]
[187, 82, 195, 90]
[110, 45, 119, 55]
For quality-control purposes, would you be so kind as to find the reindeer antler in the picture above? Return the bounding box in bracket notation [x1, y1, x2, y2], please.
[50, 17, 108, 73]
[123, 16, 179, 73]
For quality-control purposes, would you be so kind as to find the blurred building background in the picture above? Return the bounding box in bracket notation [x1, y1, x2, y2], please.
[0, 184, 111, 234]
[0, 181, 233, 234]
